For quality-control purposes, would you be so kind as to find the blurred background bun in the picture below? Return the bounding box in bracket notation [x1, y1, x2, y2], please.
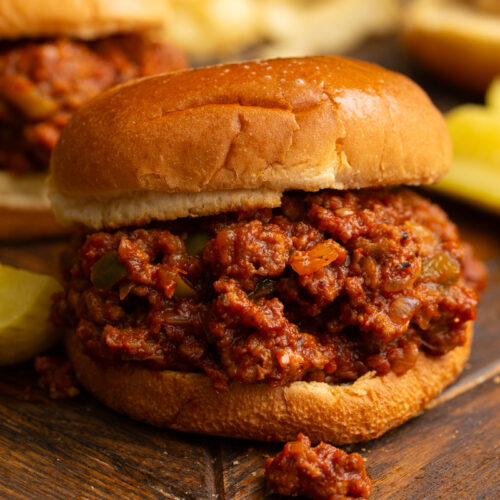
[403, 0, 500, 93]
[0, 0, 170, 39]
[162, 0, 401, 62]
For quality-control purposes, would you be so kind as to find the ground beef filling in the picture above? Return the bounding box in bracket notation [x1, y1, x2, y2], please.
[52, 189, 487, 390]
[0, 35, 186, 174]
[265, 433, 372, 500]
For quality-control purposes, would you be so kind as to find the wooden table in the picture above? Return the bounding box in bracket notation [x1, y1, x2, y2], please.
[1, 37, 499, 499]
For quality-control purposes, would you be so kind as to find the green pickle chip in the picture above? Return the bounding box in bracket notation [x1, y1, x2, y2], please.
[90, 251, 128, 290]
[0, 263, 62, 366]
[184, 233, 212, 255]
[174, 275, 196, 297]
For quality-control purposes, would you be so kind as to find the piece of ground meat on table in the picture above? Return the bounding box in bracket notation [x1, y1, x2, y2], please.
[265, 433, 372, 499]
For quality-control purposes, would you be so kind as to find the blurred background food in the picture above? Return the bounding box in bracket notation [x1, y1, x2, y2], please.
[400, 0, 500, 212]
[162, 0, 401, 62]
[403, 0, 500, 93]
[432, 78, 500, 212]
[0, 0, 186, 240]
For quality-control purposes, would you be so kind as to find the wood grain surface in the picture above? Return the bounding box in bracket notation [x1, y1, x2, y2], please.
[1, 36, 500, 499]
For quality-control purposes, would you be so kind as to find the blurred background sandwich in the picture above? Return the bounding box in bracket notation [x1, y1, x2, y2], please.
[403, 0, 500, 93]
[0, 0, 187, 239]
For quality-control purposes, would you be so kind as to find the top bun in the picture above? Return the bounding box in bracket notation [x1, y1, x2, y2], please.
[0, 0, 169, 40]
[49, 56, 452, 230]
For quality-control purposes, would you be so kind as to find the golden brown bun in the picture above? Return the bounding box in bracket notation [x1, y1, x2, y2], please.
[0, 0, 169, 40]
[49, 56, 452, 230]
[66, 323, 472, 443]
[403, 0, 500, 93]
[0, 172, 67, 240]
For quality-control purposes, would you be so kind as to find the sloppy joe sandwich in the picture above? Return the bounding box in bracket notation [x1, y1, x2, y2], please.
[0, 0, 187, 239]
[49, 56, 486, 443]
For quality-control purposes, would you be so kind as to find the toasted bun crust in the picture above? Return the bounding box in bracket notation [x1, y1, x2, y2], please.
[0, 172, 67, 240]
[403, 0, 500, 93]
[0, 0, 169, 40]
[66, 323, 472, 443]
[49, 56, 452, 230]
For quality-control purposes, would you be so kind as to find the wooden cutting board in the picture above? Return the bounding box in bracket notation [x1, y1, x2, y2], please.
[1, 37, 500, 499]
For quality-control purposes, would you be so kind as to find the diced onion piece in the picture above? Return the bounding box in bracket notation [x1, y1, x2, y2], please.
[334, 207, 354, 217]
[390, 341, 419, 375]
[17, 88, 59, 119]
[0, 75, 58, 119]
[389, 296, 420, 323]
[290, 239, 342, 275]
[420, 253, 461, 285]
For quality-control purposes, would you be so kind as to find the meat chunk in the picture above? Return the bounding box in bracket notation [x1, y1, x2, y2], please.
[203, 220, 292, 290]
[265, 433, 372, 500]
[210, 279, 336, 385]
[34, 355, 79, 399]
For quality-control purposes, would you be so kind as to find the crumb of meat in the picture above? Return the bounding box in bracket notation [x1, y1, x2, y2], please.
[34, 356, 80, 400]
[265, 433, 371, 500]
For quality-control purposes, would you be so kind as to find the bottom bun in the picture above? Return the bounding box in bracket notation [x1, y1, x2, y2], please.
[66, 324, 472, 443]
[0, 172, 68, 239]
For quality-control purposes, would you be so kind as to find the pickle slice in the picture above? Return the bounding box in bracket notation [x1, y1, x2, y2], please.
[446, 104, 500, 166]
[446, 76, 500, 166]
[486, 78, 500, 111]
[0, 263, 62, 366]
[433, 80, 500, 213]
[432, 157, 500, 213]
